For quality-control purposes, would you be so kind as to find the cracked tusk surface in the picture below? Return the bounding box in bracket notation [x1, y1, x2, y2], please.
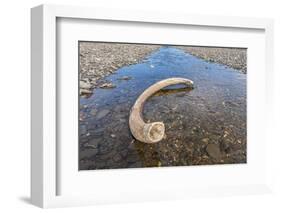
[129, 77, 194, 143]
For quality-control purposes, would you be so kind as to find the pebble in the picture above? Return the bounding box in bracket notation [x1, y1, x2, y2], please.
[86, 138, 102, 149]
[128, 161, 142, 168]
[96, 109, 110, 120]
[206, 144, 221, 160]
[120, 149, 128, 157]
[117, 76, 132, 80]
[220, 140, 231, 153]
[80, 81, 92, 89]
[80, 125, 87, 135]
[90, 108, 97, 116]
[128, 141, 135, 150]
[80, 149, 98, 158]
[127, 154, 139, 163]
[202, 138, 209, 143]
[99, 82, 116, 89]
[113, 154, 122, 162]
[95, 161, 106, 168]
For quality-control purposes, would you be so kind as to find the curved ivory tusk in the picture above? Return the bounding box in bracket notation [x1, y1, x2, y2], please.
[129, 77, 194, 143]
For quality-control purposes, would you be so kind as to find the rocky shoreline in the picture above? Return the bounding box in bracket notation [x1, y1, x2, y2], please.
[79, 43, 247, 96]
[177, 46, 247, 73]
[79, 42, 160, 95]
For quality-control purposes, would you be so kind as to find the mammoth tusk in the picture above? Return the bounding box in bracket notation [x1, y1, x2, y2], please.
[129, 77, 194, 144]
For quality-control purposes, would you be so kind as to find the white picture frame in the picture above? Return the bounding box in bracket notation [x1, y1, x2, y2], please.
[31, 4, 274, 208]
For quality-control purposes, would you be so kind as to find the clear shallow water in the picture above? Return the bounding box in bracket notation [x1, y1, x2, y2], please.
[79, 46, 246, 170]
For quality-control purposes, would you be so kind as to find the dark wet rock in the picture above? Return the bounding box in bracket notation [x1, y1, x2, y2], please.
[113, 153, 122, 162]
[119, 118, 126, 123]
[220, 140, 231, 154]
[99, 150, 117, 160]
[80, 149, 98, 158]
[99, 144, 111, 155]
[90, 108, 98, 116]
[80, 136, 90, 144]
[96, 109, 110, 119]
[113, 105, 123, 112]
[231, 143, 243, 152]
[120, 149, 128, 157]
[128, 161, 142, 168]
[127, 154, 139, 163]
[220, 137, 234, 153]
[206, 143, 221, 160]
[85, 138, 102, 149]
[117, 76, 132, 80]
[79, 159, 94, 170]
[127, 142, 135, 150]
[80, 125, 87, 135]
[95, 161, 106, 168]
[176, 92, 186, 97]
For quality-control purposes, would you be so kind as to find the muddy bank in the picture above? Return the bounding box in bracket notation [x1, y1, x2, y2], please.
[79, 42, 161, 95]
[177, 46, 247, 73]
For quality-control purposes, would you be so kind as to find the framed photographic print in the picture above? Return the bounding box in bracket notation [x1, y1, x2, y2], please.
[31, 4, 274, 208]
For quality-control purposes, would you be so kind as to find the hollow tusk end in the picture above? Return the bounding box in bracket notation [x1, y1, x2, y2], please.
[143, 122, 165, 143]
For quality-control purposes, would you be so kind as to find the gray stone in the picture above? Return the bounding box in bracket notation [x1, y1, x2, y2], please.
[128, 161, 142, 168]
[206, 143, 221, 160]
[95, 161, 106, 168]
[127, 142, 135, 150]
[96, 109, 110, 119]
[127, 154, 139, 163]
[80, 125, 87, 135]
[113, 154, 122, 162]
[90, 108, 98, 116]
[117, 76, 132, 80]
[80, 149, 98, 158]
[86, 138, 102, 149]
[120, 149, 128, 157]
[80, 81, 91, 89]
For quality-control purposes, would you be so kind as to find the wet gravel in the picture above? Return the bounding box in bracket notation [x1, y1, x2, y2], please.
[79, 42, 160, 95]
[177, 46, 247, 73]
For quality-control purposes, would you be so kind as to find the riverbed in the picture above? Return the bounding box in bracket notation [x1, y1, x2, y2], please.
[79, 46, 247, 170]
